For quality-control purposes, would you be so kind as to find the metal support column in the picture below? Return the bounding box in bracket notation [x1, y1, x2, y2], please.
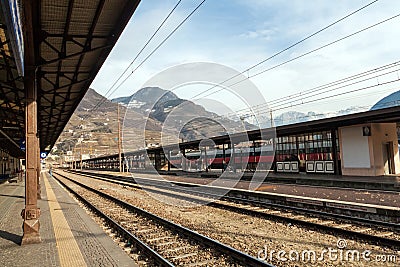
[331, 129, 340, 175]
[182, 149, 186, 171]
[232, 143, 236, 172]
[37, 138, 41, 199]
[154, 151, 161, 171]
[167, 151, 171, 171]
[204, 147, 208, 172]
[117, 104, 122, 172]
[80, 142, 83, 170]
[222, 144, 226, 172]
[21, 0, 41, 244]
[22, 57, 41, 245]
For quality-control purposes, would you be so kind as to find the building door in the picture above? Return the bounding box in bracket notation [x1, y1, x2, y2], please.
[383, 142, 395, 174]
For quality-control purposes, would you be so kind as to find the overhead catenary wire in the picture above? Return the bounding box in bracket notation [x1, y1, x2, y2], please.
[90, 0, 378, 115]
[149, 3, 397, 125]
[119, 62, 400, 141]
[272, 78, 400, 112]
[94, 0, 207, 111]
[169, 80, 400, 138]
[119, 4, 396, 132]
[163, 63, 400, 132]
[89, 0, 184, 114]
[198, 12, 400, 101]
[88, 0, 379, 123]
[74, 1, 400, 152]
[267, 61, 400, 106]
[249, 66, 400, 112]
[186, 0, 380, 100]
[213, 61, 400, 119]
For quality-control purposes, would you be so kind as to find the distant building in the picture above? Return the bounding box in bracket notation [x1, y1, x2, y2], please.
[370, 90, 400, 110]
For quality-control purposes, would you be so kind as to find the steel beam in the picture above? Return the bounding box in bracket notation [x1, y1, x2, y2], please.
[21, 68, 41, 244]
[21, 0, 41, 245]
[37, 137, 41, 199]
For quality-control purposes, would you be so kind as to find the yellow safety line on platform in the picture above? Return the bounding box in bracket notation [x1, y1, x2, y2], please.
[44, 173, 87, 267]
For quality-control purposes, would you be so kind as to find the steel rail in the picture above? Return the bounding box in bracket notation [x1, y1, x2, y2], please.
[66, 170, 400, 248]
[68, 169, 400, 228]
[53, 172, 175, 267]
[54, 171, 274, 267]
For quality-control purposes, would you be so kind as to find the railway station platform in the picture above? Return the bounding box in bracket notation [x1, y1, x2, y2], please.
[0, 172, 135, 267]
[121, 169, 400, 191]
[247, 171, 400, 191]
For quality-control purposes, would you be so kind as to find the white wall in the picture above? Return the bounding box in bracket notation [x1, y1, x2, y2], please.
[341, 127, 370, 168]
[339, 123, 400, 176]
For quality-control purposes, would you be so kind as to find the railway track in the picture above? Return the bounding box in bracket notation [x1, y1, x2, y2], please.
[52, 171, 273, 267]
[65, 169, 400, 248]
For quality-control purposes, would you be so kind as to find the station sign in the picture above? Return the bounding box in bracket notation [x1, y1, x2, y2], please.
[19, 138, 25, 151]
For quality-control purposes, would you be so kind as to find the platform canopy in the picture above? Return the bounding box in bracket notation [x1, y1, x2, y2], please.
[0, 1, 24, 157]
[0, 0, 141, 157]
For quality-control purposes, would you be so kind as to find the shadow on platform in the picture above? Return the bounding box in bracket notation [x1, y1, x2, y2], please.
[0, 194, 24, 199]
[0, 229, 21, 245]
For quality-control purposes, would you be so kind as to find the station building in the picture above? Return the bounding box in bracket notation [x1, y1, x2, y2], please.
[80, 104, 400, 177]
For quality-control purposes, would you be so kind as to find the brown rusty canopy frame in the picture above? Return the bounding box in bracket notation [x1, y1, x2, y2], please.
[0, 0, 141, 158]
[13, 0, 141, 244]
[0, 2, 25, 158]
[26, 0, 141, 152]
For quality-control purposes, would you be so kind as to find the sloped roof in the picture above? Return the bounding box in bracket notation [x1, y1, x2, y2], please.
[371, 90, 400, 110]
[29, 0, 141, 151]
[0, 0, 140, 157]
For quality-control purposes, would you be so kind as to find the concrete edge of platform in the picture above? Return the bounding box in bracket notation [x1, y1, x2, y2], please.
[44, 172, 136, 267]
[76, 168, 400, 191]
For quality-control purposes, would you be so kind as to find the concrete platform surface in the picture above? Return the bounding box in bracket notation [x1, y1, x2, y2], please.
[0, 172, 136, 267]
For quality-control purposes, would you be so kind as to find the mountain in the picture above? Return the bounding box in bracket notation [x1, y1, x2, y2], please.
[112, 87, 254, 141]
[273, 106, 367, 126]
[53, 88, 167, 157]
[76, 88, 115, 112]
[53, 87, 368, 159]
[112, 87, 179, 107]
[54, 87, 252, 158]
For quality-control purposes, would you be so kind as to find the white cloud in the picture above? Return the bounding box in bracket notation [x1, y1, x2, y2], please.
[239, 28, 276, 40]
[91, 0, 400, 115]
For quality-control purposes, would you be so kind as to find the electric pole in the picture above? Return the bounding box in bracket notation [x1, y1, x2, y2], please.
[117, 103, 122, 172]
[80, 140, 83, 171]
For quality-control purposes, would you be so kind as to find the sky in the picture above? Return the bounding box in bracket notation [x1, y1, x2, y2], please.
[90, 0, 400, 117]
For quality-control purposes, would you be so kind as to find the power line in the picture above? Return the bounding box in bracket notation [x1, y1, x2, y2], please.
[98, 0, 207, 105]
[77, 1, 397, 153]
[270, 68, 400, 109]
[268, 61, 400, 105]
[199, 12, 400, 100]
[123, 64, 399, 143]
[94, 0, 378, 116]
[154, 2, 392, 122]
[87, 0, 378, 129]
[187, 0, 380, 100]
[165, 83, 400, 140]
[163, 63, 400, 132]
[273, 78, 400, 112]
[90, 0, 184, 113]
[221, 61, 400, 117]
